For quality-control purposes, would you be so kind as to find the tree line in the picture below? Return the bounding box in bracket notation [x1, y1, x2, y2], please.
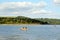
[0, 16, 49, 24]
[35, 18, 60, 25]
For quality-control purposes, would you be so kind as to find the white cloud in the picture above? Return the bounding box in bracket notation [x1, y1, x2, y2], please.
[54, 0, 60, 3]
[33, 1, 47, 8]
[0, 2, 47, 11]
[32, 10, 52, 14]
[0, 1, 47, 9]
[54, 0, 60, 5]
[0, 1, 48, 16]
[0, 1, 59, 18]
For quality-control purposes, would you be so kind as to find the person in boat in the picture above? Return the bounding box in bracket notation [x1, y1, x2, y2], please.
[20, 27, 28, 31]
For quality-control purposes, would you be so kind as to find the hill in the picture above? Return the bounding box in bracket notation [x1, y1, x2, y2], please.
[34, 18, 60, 25]
[0, 16, 49, 24]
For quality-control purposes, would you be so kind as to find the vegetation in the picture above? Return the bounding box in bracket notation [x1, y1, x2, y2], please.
[0, 16, 60, 24]
[35, 18, 60, 25]
[0, 16, 49, 24]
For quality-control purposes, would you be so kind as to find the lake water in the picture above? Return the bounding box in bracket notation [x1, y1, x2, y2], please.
[0, 25, 60, 40]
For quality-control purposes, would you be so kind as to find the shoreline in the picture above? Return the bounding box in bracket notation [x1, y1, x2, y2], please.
[0, 23, 59, 25]
[0, 24, 41, 26]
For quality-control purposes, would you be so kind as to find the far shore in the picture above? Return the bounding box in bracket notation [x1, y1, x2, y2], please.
[0, 24, 59, 26]
[0, 24, 41, 26]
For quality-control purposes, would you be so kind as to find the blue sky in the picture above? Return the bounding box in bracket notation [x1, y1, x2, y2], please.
[0, 0, 60, 19]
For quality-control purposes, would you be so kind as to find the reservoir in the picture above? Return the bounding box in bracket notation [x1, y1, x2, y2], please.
[0, 25, 60, 40]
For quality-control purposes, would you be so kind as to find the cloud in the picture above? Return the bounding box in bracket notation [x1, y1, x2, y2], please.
[0, 1, 47, 15]
[32, 10, 52, 14]
[0, 1, 59, 18]
[0, 1, 47, 10]
[54, 0, 60, 5]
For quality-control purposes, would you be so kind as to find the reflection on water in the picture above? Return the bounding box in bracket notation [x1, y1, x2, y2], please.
[0, 25, 60, 40]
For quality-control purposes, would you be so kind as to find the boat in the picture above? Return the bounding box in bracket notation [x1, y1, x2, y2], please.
[20, 27, 28, 31]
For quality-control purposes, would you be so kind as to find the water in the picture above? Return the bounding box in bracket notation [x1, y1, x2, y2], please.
[0, 25, 60, 40]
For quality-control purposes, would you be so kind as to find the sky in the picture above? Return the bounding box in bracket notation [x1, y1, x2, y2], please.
[0, 0, 60, 19]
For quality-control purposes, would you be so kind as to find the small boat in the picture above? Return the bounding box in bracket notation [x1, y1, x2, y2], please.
[20, 27, 28, 31]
